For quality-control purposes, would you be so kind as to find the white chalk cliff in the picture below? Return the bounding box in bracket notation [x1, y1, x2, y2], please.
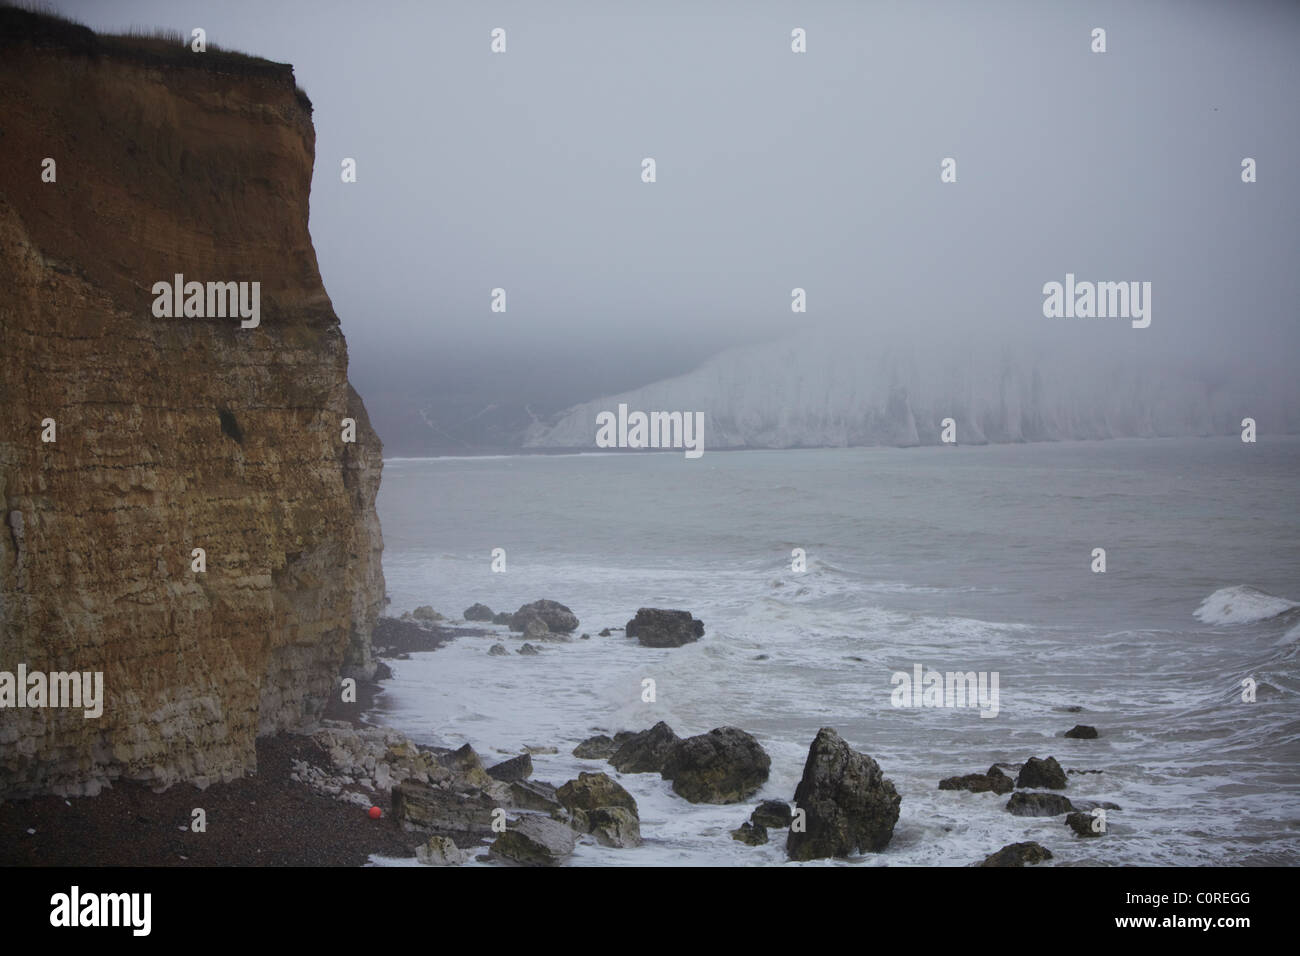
[525, 328, 1297, 450]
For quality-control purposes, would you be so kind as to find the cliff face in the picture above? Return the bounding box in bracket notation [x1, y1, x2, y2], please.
[0, 15, 385, 796]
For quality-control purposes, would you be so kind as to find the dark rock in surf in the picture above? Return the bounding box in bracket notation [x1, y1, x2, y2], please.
[939, 765, 1014, 795]
[785, 728, 901, 860]
[510, 599, 579, 634]
[979, 842, 1053, 867]
[661, 727, 771, 804]
[1005, 792, 1075, 817]
[1064, 725, 1099, 739]
[1016, 756, 1068, 790]
[609, 721, 680, 774]
[464, 603, 495, 622]
[625, 608, 705, 648]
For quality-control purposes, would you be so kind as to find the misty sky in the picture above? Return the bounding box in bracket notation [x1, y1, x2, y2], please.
[48, 0, 1300, 435]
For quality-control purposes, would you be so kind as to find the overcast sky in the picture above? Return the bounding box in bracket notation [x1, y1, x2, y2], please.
[50, 0, 1300, 411]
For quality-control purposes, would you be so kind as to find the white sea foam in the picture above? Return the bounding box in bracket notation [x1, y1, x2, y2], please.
[1194, 586, 1299, 626]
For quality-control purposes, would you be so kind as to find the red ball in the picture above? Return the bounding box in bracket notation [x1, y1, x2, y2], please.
[368, 806, 382, 820]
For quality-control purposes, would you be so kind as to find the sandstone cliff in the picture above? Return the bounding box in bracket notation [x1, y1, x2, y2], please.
[0, 10, 385, 796]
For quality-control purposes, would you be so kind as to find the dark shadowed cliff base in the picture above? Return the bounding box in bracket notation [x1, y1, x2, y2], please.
[0, 734, 415, 866]
[0, 618, 472, 867]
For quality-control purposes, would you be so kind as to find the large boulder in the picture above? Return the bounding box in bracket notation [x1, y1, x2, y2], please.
[625, 608, 705, 648]
[661, 727, 771, 804]
[1016, 756, 1068, 790]
[786, 728, 901, 860]
[487, 753, 533, 783]
[938, 765, 1014, 795]
[556, 773, 641, 847]
[978, 842, 1054, 867]
[490, 815, 576, 866]
[609, 721, 681, 774]
[1064, 725, 1099, 739]
[510, 599, 579, 634]
[557, 772, 638, 814]
[392, 780, 498, 839]
[464, 603, 495, 622]
[412, 605, 443, 622]
[1005, 792, 1076, 817]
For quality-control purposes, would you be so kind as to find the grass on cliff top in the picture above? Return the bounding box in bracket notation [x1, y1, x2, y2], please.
[0, 2, 313, 111]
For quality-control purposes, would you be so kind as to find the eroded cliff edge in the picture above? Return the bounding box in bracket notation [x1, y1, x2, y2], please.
[0, 11, 385, 797]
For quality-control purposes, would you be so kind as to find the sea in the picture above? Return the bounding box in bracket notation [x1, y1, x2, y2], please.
[368, 437, 1300, 866]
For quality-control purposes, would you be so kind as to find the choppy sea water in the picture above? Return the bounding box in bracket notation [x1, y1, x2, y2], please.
[369, 438, 1300, 866]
